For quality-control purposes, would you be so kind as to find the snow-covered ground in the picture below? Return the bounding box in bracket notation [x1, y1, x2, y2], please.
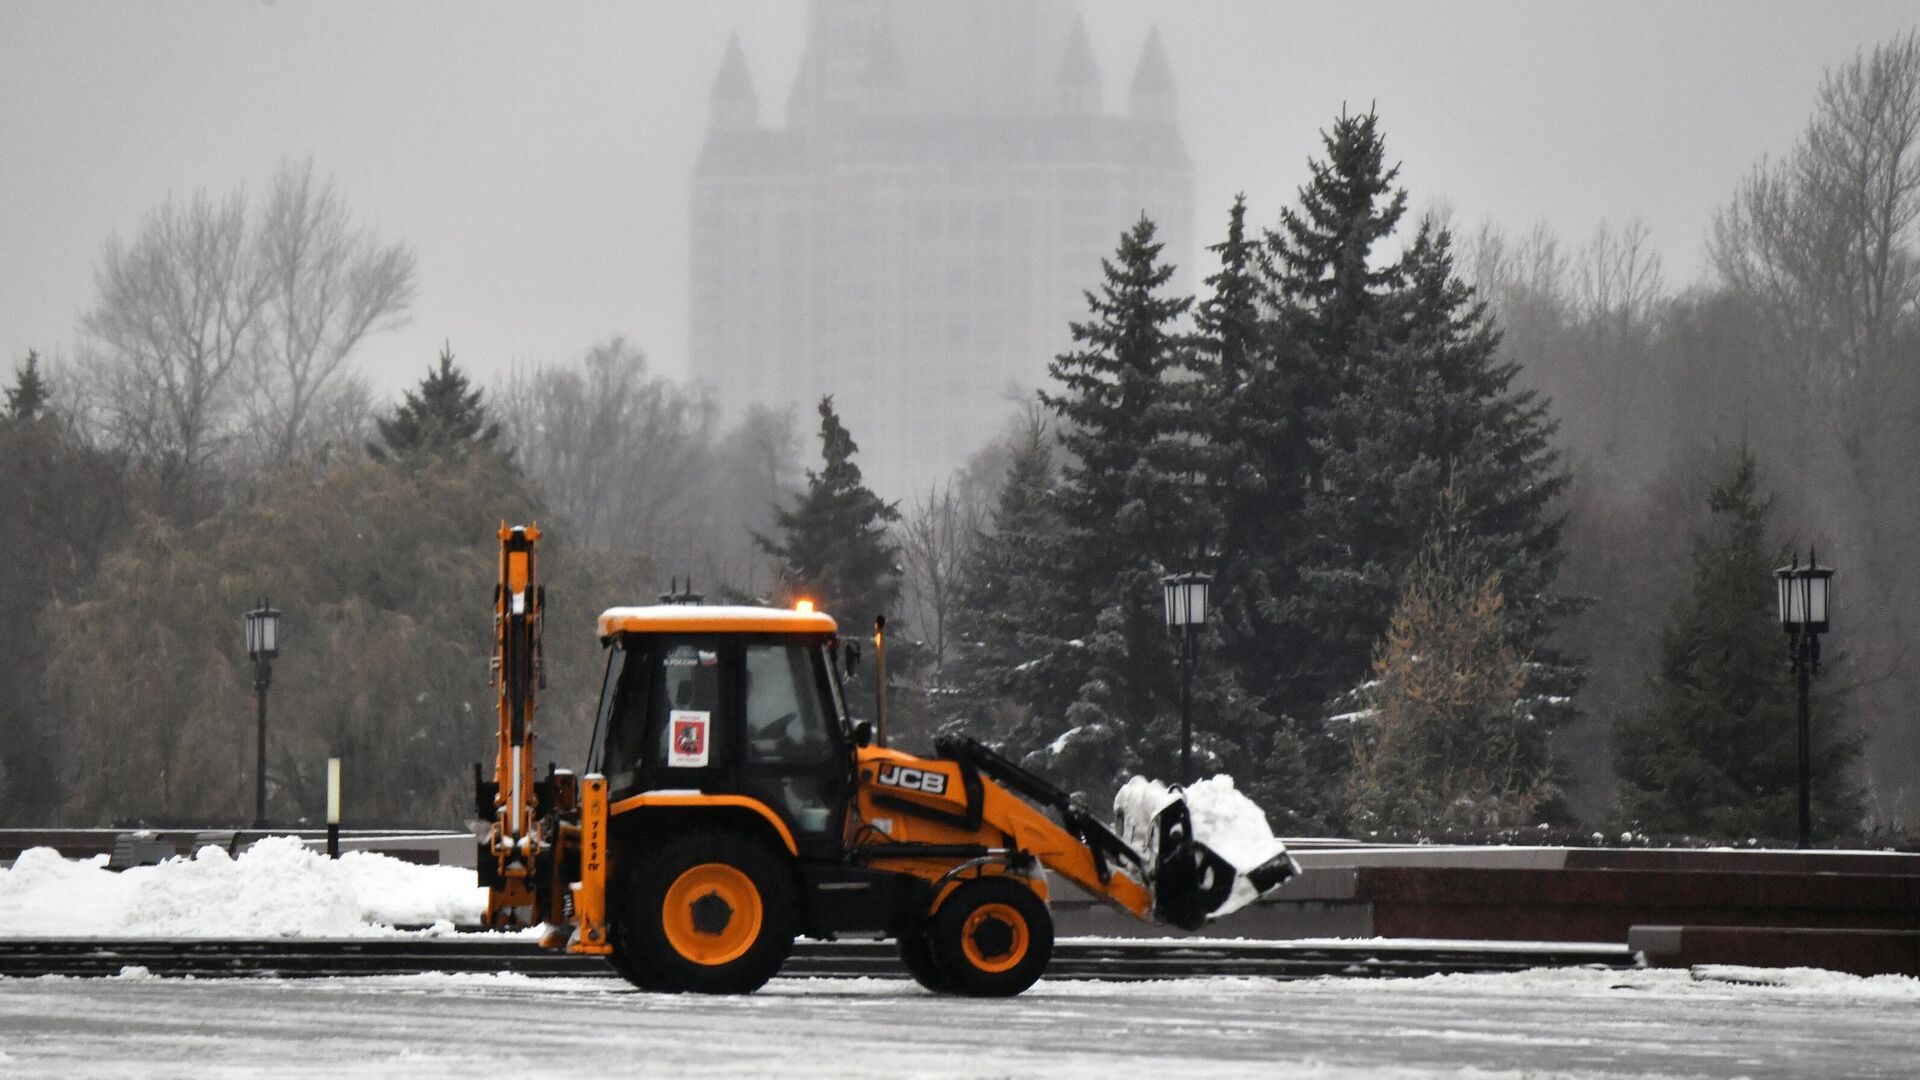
[1, 967, 1915, 1079]
[0, 838, 484, 936]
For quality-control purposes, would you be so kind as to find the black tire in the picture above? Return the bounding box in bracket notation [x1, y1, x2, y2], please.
[610, 829, 798, 994]
[927, 877, 1053, 997]
[604, 943, 650, 987]
[895, 918, 948, 992]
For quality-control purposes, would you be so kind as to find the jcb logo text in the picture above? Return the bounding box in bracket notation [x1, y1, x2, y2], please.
[876, 764, 948, 796]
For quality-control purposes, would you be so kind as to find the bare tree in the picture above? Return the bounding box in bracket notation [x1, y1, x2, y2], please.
[897, 481, 983, 675]
[80, 188, 265, 488]
[1711, 31, 1920, 432]
[1575, 219, 1664, 331]
[697, 403, 803, 595]
[246, 159, 415, 468]
[1460, 219, 1570, 319]
[1709, 32, 1920, 826]
[501, 338, 718, 552]
[79, 161, 412, 489]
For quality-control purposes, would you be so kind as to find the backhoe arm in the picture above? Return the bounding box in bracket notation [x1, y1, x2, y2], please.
[482, 524, 547, 926]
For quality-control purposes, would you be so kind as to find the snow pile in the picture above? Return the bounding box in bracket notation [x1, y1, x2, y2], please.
[1112, 774, 1292, 918]
[1690, 965, 1920, 999]
[0, 837, 484, 937]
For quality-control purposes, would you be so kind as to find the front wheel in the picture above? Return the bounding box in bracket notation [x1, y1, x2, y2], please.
[927, 877, 1053, 997]
[611, 829, 797, 994]
[896, 917, 948, 992]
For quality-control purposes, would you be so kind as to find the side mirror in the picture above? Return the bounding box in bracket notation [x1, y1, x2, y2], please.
[844, 640, 862, 678]
[853, 721, 875, 748]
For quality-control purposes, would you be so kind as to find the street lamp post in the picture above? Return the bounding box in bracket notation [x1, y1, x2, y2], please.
[1774, 552, 1832, 850]
[1162, 571, 1212, 785]
[245, 600, 281, 829]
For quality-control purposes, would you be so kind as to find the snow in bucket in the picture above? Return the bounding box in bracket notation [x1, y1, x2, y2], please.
[1112, 774, 1291, 918]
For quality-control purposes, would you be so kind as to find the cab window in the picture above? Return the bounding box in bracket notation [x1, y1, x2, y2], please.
[740, 641, 843, 845]
[743, 643, 833, 764]
[654, 639, 725, 771]
[598, 635, 725, 791]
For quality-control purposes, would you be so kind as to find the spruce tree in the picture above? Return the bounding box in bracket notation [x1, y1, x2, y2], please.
[1253, 112, 1575, 827]
[1613, 450, 1864, 841]
[1038, 215, 1193, 783]
[1211, 109, 1417, 825]
[1193, 196, 1286, 576]
[942, 416, 1074, 735]
[1303, 223, 1572, 728]
[1255, 109, 1411, 727]
[1042, 215, 1201, 565]
[1268, 108, 1408, 360]
[371, 343, 501, 462]
[5, 351, 49, 422]
[1023, 215, 1261, 800]
[1190, 197, 1298, 789]
[757, 396, 901, 627]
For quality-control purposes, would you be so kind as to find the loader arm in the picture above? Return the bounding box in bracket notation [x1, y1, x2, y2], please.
[932, 736, 1149, 894]
[853, 736, 1285, 930]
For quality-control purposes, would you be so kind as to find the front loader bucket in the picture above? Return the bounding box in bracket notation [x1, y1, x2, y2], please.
[1147, 797, 1298, 931]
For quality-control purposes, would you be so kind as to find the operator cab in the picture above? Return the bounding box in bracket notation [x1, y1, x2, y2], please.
[586, 605, 854, 859]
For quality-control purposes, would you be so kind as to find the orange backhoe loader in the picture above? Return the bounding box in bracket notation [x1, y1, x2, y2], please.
[476, 524, 1295, 996]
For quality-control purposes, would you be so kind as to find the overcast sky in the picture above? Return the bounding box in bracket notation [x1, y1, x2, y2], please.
[3, 1, 1917, 398]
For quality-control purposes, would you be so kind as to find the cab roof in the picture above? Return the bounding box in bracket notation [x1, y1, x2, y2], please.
[597, 605, 839, 638]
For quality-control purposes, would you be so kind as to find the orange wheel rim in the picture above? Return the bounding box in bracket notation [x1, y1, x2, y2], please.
[661, 862, 763, 966]
[960, 902, 1029, 973]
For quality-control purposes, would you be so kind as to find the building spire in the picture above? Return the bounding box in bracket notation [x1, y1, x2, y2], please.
[1055, 12, 1101, 115]
[709, 32, 758, 130]
[1128, 25, 1176, 124]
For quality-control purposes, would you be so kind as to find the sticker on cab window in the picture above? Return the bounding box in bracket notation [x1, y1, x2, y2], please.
[669, 710, 711, 768]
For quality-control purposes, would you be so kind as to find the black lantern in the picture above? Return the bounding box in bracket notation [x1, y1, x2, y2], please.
[1773, 552, 1833, 849]
[1162, 572, 1212, 630]
[1774, 555, 1832, 634]
[244, 599, 281, 828]
[245, 602, 281, 661]
[1162, 571, 1212, 785]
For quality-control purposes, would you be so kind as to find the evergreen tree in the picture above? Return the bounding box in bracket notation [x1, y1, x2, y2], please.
[1021, 215, 1261, 801]
[1303, 223, 1572, 734]
[1268, 108, 1408, 361]
[1042, 215, 1202, 566]
[1255, 112, 1575, 827]
[5, 351, 49, 422]
[942, 415, 1074, 737]
[757, 396, 901, 627]
[371, 343, 500, 462]
[1253, 109, 1411, 728]
[1036, 215, 1194, 785]
[1613, 450, 1864, 841]
[1189, 197, 1301, 799]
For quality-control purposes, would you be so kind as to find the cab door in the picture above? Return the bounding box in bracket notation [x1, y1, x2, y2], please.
[735, 636, 849, 859]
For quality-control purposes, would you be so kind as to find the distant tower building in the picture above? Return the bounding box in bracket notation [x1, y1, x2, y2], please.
[690, 1, 1195, 499]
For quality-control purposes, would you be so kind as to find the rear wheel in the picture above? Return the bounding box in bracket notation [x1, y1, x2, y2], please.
[611, 829, 797, 994]
[927, 877, 1052, 997]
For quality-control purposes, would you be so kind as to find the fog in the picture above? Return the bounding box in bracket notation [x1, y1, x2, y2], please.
[3, 2, 1918, 835]
[4, 2, 1913, 400]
